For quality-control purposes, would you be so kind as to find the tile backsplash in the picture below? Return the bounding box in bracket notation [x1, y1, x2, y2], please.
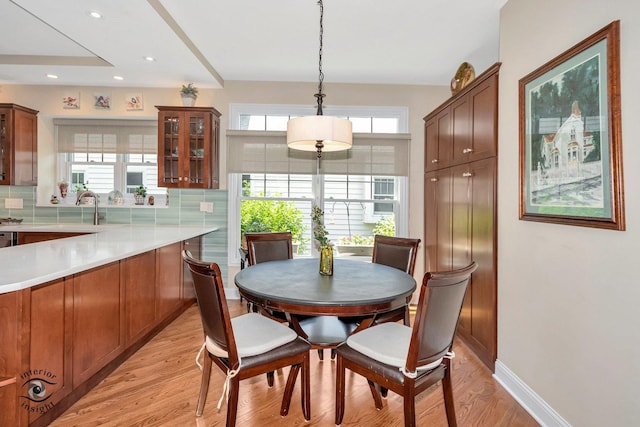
[0, 186, 228, 278]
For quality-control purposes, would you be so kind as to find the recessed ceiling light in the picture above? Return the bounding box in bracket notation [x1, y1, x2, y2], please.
[89, 10, 103, 19]
[144, 56, 156, 62]
[46, 74, 58, 79]
[113, 75, 124, 81]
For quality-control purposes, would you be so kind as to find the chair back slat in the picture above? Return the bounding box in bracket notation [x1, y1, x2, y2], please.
[245, 232, 293, 266]
[182, 250, 239, 365]
[407, 262, 478, 371]
[371, 235, 421, 275]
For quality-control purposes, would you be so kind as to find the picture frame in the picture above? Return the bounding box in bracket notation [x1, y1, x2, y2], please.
[93, 93, 111, 110]
[519, 20, 624, 230]
[62, 92, 80, 109]
[126, 92, 143, 111]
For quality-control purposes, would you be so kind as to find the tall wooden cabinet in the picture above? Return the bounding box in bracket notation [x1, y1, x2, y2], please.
[0, 104, 39, 186]
[424, 63, 500, 370]
[156, 106, 221, 189]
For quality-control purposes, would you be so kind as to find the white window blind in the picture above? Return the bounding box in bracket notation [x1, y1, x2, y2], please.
[226, 130, 410, 176]
[54, 119, 157, 154]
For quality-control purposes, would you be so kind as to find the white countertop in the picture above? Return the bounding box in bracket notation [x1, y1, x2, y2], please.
[0, 224, 218, 294]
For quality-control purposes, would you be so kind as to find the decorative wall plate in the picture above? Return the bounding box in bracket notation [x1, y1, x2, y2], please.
[450, 62, 476, 95]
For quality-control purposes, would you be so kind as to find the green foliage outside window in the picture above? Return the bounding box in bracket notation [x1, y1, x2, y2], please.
[240, 199, 306, 251]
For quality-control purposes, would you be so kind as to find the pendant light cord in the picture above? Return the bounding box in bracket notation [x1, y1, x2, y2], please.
[315, 0, 325, 116]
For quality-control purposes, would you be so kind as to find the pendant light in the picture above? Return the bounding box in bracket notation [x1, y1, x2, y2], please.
[287, 0, 352, 159]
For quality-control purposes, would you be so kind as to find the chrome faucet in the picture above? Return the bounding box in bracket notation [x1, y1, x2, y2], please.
[76, 190, 102, 225]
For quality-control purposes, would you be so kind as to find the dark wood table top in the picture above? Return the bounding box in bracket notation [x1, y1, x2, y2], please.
[234, 258, 416, 316]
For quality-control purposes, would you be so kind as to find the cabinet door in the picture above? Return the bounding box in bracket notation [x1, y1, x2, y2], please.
[469, 74, 498, 162]
[0, 104, 38, 186]
[73, 262, 123, 387]
[158, 111, 182, 187]
[124, 251, 157, 343]
[451, 158, 497, 369]
[451, 95, 472, 166]
[424, 108, 452, 171]
[28, 279, 73, 424]
[0, 292, 21, 427]
[13, 108, 38, 185]
[424, 169, 453, 272]
[156, 243, 182, 319]
[0, 108, 11, 185]
[183, 110, 211, 188]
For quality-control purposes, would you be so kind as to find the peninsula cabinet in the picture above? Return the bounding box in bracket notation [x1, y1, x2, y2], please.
[424, 63, 500, 371]
[0, 103, 39, 186]
[0, 242, 196, 427]
[156, 106, 221, 189]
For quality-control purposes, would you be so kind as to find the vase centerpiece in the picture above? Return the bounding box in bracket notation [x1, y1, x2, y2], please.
[312, 203, 333, 276]
[180, 82, 198, 107]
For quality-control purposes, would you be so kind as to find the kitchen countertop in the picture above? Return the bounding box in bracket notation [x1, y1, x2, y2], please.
[0, 224, 218, 294]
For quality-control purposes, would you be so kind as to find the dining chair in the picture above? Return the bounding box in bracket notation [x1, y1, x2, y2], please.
[335, 262, 477, 427]
[244, 231, 340, 362]
[334, 235, 421, 365]
[244, 232, 298, 384]
[244, 231, 294, 265]
[182, 250, 311, 426]
[370, 235, 421, 326]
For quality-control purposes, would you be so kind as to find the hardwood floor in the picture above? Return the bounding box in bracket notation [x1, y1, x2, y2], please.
[50, 302, 539, 427]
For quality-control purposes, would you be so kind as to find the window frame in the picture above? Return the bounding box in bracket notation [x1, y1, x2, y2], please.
[227, 104, 410, 266]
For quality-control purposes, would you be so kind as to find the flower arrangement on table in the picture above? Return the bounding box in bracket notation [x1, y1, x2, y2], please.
[311, 203, 331, 248]
[311, 203, 334, 275]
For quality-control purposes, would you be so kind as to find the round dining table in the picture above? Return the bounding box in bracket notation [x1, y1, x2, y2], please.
[234, 258, 417, 318]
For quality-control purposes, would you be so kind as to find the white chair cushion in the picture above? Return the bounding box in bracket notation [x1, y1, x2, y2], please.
[206, 312, 297, 358]
[346, 322, 442, 372]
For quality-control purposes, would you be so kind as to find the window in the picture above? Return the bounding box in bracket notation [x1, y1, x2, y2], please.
[54, 119, 163, 205]
[228, 104, 410, 265]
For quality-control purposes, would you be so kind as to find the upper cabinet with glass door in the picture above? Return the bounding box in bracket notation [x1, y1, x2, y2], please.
[0, 103, 39, 186]
[156, 106, 221, 189]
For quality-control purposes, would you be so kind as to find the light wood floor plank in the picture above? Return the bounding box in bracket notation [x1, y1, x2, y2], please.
[50, 302, 539, 426]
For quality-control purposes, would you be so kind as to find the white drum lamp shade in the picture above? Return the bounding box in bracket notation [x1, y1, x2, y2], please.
[287, 115, 353, 152]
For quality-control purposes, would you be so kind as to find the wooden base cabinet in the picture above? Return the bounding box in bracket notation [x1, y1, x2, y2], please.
[424, 63, 500, 371]
[72, 262, 124, 387]
[1, 241, 196, 426]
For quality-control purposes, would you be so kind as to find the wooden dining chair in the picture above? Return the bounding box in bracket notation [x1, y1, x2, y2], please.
[244, 232, 341, 362]
[244, 232, 299, 383]
[370, 235, 421, 326]
[335, 262, 477, 427]
[182, 250, 311, 426]
[245, 231, 294, 265]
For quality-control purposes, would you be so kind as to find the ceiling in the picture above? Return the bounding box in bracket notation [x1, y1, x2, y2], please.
[0, 0, 507, 89]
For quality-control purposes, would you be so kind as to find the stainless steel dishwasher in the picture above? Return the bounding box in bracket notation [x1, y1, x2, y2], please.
[0, 231, 17, 247]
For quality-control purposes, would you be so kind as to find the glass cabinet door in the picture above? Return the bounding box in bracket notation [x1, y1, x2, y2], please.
[187, 113, 208, 185]
[0, 111, 7, 183]
[160, 113, 181, 186]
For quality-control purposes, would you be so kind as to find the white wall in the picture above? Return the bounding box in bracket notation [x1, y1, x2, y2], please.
[0, 80, 451, 282]
[498, 1, 640, 425]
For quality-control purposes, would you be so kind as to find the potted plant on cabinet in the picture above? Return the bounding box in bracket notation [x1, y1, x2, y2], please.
[180, 83, 198, 106]
[134, 185, 147, 205]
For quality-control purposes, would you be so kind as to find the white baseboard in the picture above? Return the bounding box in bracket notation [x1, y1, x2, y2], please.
[493, 360, 571, 427]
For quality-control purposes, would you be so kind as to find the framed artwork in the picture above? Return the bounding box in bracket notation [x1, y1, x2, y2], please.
[94, 93, 111, 110]
[62, 93, 80, 109]
[519, 20, 624, 230]
[126, 93, 143, 110]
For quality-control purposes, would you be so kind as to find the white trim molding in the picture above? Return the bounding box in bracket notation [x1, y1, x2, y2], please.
[494, 360, 571, 427]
